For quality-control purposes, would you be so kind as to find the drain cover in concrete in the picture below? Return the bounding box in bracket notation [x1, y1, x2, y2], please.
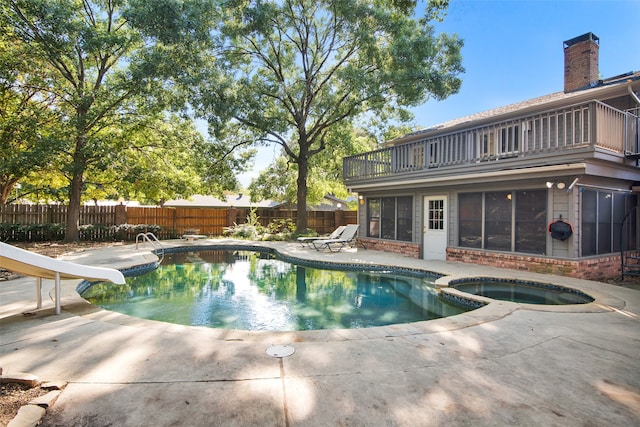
[266, 344, 295, 358]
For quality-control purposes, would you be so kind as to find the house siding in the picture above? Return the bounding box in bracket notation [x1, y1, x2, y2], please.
[549, 187, 572, 258]
[358, 175, 637, 278]
[346, 52, 640, 279]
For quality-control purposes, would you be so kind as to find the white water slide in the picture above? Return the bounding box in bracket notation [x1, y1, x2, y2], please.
[0, 242, 125, 315]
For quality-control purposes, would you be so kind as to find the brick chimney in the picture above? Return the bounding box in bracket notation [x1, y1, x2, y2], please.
[563, 32, 599, 93]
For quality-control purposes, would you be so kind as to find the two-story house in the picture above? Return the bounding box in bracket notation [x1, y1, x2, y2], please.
[343, 33, 640, 280]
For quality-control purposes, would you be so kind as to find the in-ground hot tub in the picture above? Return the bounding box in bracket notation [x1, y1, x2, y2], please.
[448, 277, 594, 305]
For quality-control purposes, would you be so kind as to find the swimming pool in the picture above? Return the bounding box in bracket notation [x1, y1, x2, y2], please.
[81, 249, 469, 331]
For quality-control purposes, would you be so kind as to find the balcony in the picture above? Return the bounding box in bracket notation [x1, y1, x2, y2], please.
[344, 101, 640, 182]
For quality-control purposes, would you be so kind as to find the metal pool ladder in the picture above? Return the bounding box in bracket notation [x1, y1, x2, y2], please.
[135, 232, 165, 262]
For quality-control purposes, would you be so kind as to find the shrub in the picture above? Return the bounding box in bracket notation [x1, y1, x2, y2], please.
[223, 208, 268, 240]
[263, 218, 296, 241]
[0, 223, 163, 242]
[0, 223, 65, 242]
[111, 224, 163, 240]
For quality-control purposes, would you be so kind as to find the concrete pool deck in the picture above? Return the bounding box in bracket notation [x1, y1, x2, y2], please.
[1, 239, 639, 426]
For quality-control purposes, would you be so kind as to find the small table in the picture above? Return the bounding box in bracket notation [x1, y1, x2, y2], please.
[182, 234, 207, 242]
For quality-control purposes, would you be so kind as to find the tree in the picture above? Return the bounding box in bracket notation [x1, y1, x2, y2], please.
[0, 83, 62, 204]
[3, 0, 243, 240]
[108, 114, 242, 205]
[3, 0, 146, 240]
[0, 21, 63, 204]
[197, 0, 463, 232]
[249, 124, 378, 209]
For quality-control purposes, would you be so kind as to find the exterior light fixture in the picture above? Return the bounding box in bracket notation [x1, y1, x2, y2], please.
[556, 182, 566, 189]
[546, 181, 554, 188]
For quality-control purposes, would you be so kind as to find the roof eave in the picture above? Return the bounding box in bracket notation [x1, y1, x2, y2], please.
[389, 75, 640, 145]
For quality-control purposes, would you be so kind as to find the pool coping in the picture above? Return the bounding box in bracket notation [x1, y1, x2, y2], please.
[57, 239, 628, 343]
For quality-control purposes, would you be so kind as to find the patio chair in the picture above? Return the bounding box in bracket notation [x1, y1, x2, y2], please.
[311, 224, 360, 252]
[297, 225, 346, 247]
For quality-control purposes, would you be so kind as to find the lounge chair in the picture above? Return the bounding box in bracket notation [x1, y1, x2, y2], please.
[312, 224, 360, 252]
[297, 225, 346, 247]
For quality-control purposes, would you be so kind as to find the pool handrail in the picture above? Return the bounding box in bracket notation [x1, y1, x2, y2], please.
[136, 232, 165, 256]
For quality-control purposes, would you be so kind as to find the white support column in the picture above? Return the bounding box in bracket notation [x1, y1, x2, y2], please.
[55, 272, 61, 315]
[36, 277, 42, 309]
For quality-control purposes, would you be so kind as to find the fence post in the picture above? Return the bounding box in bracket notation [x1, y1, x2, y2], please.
[227, 207, 237, 227]
[115, 204, 127, 225]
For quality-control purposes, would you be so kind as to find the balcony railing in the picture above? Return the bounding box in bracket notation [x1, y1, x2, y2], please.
[344, 101, 640, 181]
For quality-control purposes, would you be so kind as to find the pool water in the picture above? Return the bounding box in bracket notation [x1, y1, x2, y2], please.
[451, 279, 594, 305]
[82, 250, 468, 331]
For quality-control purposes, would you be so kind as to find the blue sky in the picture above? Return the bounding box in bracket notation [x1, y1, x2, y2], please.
[412, 0, 640, 126]
[238, 0, 640, 187]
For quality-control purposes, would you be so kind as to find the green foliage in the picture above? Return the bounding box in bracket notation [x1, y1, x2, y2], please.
[0, 223, 65, 242]
[250, 124, 378, 205]
[193, 0, 463, 231]
[2, 0, 245, 240]
[223, 208, 267, 239]
[223, 223, 259, 239]
[0, 222, 161, 242]
[249, 156, 297, 204]
[2, 0, 463, 238]
[267, 219, 296, 235]
[110, 224, 162, 239]
[263, 218, 296, 241]
[0, 26, 65, 204]
[223, 209, 296, 241]
[105, 114, 226, 204]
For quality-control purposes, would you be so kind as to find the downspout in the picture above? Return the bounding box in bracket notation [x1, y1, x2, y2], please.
[629, 86, 640, 107]
[627, 86, 640, 159]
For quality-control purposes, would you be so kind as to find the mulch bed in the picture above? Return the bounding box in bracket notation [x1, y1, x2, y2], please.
[0, 382, 50, 426]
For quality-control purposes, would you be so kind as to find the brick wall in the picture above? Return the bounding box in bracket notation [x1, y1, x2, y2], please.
[447, 247, 620, 280]
[563, 33, 599, 92]
[359, 238, 420, 258]
[357, 241, 622, 279]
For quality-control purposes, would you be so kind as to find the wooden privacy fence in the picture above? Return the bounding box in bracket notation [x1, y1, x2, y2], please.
[0, 204, 357, 241]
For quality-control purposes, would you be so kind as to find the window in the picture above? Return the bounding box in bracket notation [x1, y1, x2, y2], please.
[581, 191, 597, 255]
[367, 197, 413, 241]
[480, 130, 495, 158]
[485, 192, 512, 251]
[598, 192, 612, 254]
[367, 198, 380, 238]
[413, 145, 425, 168]
[459, 193, 482, 247]
[381, 198, 396, 239]
[581, 190, 637, 256]
[458, 190, 547, 255]
[515, 191, 547, 254]
[428, 199, 444, 230]
[397, 197, 413, 241]
[500, 124, 519, 154]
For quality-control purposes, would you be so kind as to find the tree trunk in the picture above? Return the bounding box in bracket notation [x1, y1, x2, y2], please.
[64, 127, 88, 243]
[64, 172, 83, 242]
[296, 158, 308, 233]
[1, 184, 13, 205]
